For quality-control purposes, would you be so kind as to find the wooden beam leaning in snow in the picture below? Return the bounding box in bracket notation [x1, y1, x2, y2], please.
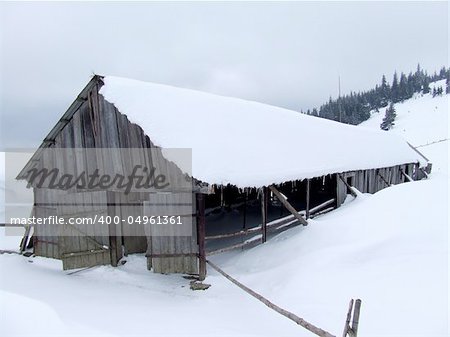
[206, 259, 336, 337]
[268, 185, 308, 226]
[400, 168, 413, 182]
[337, 174, 358, 198]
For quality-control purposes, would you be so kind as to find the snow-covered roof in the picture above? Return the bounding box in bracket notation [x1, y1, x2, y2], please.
[99, 76, 425, 188]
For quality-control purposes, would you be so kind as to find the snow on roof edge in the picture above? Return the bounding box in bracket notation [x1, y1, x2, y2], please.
[99, 76, 426, 188]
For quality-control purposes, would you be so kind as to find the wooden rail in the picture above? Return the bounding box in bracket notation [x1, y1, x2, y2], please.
[205, 226, 262, 240]
[207, 236, 261, 256]
[309, 199, 335, 215]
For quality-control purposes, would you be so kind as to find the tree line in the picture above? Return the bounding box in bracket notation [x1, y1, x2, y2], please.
[301, 64, 450, 126]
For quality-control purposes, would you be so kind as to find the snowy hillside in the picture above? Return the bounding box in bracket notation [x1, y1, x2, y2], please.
[360, 79, 448, 147]
[0, 83, 448, 337]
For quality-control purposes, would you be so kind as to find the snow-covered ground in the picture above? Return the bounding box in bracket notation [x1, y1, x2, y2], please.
[0, 83, 448, 337]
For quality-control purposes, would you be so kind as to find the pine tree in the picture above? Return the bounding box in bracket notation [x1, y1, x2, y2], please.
[422, 77, 430, 94]
[399, 73, 409, 101]
[380, 75, 389, 107]
[391, 72, 400, 102]
[380, 103, 396, 131]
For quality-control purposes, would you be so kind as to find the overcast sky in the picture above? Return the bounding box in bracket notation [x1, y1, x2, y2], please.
[0, 1, 448, 149]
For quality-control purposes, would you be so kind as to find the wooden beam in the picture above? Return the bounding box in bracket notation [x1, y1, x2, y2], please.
[338, 174, 358, 198]
[196, 193, 206, 281]
[145, 253, 198, 258]
[342, 299, 354, 337]
[269, 185, 308, 226]
[309, 198, 335, 215]
[206, 226, 262, 240]
[306, 179, 311, 219]
[207, 237, 261, 256]
[400, 168, 413, 182]
[261, 187, 268, 242]
[350, 299, 361, 337]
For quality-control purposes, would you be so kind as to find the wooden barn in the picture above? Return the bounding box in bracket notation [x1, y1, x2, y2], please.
[17, 75, 430, 280]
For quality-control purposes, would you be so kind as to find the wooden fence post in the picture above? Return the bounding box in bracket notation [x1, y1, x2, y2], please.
[342, 298, 362, 337]
[350, 299, 361, 337]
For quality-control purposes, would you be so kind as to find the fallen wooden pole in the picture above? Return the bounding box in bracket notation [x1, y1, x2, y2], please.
[206, 259, 336, 337]
[268, 185, 308, 226]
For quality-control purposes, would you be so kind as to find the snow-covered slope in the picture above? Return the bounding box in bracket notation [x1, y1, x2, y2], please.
[100, 76, 424, 187]
[0, 82, 447, 337]
[360, 79, 448, 147]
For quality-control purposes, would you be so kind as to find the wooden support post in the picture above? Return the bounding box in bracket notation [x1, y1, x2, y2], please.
[350, 299, 361, 337]
[196, 193, 206, 281]
[261, 187, 268, 243]
[342, 298, 362, 337]
[342, 299, 354, 337]
[306, 179, 311, 219]
[269, 185, 308, 226]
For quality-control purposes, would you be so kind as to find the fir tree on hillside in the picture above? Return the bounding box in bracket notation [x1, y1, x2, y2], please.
[422, 77, 430, 94]
[391, 72, 400, 103]
[305, 64, 449, 126]
[380, 103, 396, 131]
